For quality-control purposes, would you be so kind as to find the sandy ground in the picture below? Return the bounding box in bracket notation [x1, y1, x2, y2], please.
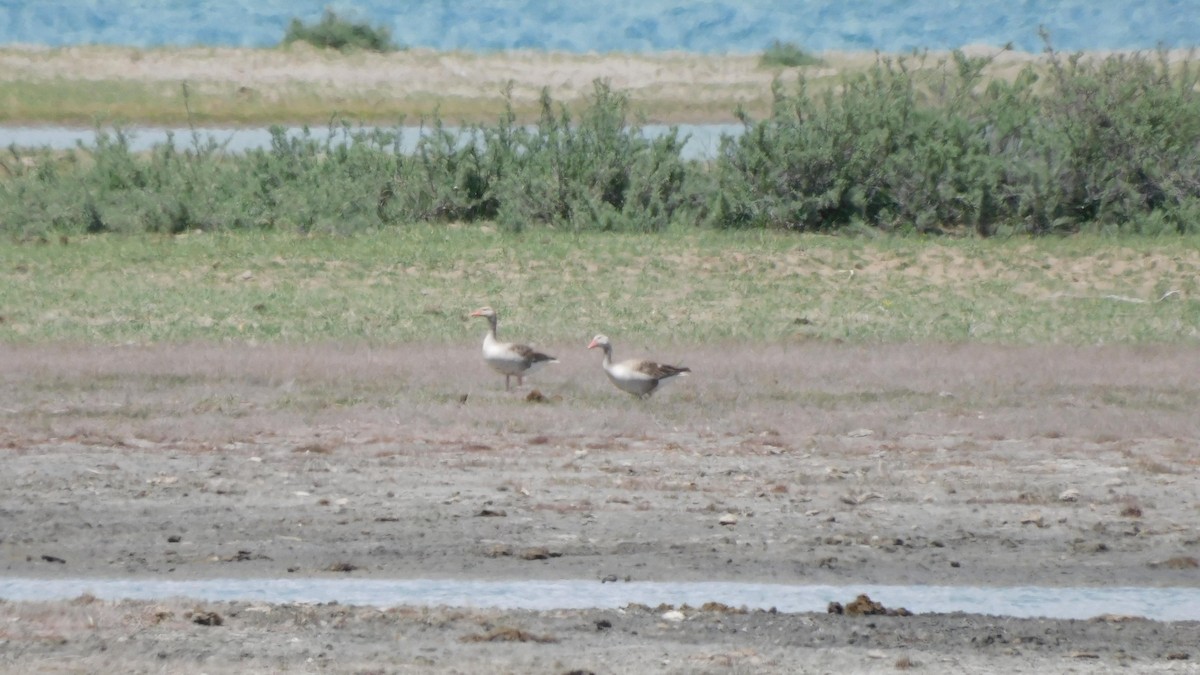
[1, 342, 1199, 673]
[0, 44, 1047, 125]
[7, 44, 1193, 126]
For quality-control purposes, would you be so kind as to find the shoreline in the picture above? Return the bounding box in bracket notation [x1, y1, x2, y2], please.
[6, 575, 1200, 622]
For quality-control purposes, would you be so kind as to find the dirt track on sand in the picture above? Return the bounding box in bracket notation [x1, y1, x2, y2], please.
[2, 342, 1199, 672]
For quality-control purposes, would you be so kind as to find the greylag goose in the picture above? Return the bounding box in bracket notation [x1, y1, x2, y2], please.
[470, 306, 558, 390]
[587, 334, 690, 398]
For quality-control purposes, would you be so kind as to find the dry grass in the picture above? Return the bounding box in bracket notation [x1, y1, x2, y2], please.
[0, 45, 781, 125]
[0, 44, 1095, 126]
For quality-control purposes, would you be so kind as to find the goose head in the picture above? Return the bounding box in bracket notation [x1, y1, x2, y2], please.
[587, 334, 611, 350]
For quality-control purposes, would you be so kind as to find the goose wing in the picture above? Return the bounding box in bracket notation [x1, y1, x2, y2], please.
[512, 343, 558, 367]
[634, 360, 690, 380]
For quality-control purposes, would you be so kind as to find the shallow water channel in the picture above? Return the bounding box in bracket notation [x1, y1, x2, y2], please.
[0, 124, 740, 160]
[2, 577, 1197, 621]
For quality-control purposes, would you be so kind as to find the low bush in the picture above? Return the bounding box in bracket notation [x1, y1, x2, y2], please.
[760, 40, 824, 68]
[714, 39, 1200, 235]
[382, 81, 690, 232]
[488, 82, 689, 232]
[281, 9, 397, 53]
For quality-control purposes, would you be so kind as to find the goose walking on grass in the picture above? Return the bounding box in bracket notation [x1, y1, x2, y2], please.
[587, 334, 690, 398]
[470, 306, 558, 391]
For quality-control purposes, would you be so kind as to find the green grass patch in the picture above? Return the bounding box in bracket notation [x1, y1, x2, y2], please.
[1, 228, 1197, 345]
[0, 78, 539, 127]
[0, 79, 192, 127]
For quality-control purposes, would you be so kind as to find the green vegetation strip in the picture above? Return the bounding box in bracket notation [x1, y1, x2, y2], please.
[2, 229, 1197, 345]
[6, 45, 1200, 238]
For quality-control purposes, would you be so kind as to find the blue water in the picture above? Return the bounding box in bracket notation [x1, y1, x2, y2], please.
[2, 577, 1198, 621]
[0, 1, 1196, 53]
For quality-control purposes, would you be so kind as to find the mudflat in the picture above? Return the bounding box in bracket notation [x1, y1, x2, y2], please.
[2, 342, 1198, 673]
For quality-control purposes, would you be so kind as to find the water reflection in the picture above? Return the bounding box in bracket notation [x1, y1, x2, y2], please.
[1, 577, 1196, 621]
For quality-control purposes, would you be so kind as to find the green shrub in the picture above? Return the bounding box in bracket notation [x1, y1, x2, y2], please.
[243, 123, 406, 232]
[384, 80, 690, 232]
[714, 42, 1200, 235]
[282, 9, 397, 53]
[490, 81, 689, 232]
[1008, 38, 1200, 234]
[760, 40, 824, 68]
[391, 115, 503, 224]
[711, 53, 1000, 232]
